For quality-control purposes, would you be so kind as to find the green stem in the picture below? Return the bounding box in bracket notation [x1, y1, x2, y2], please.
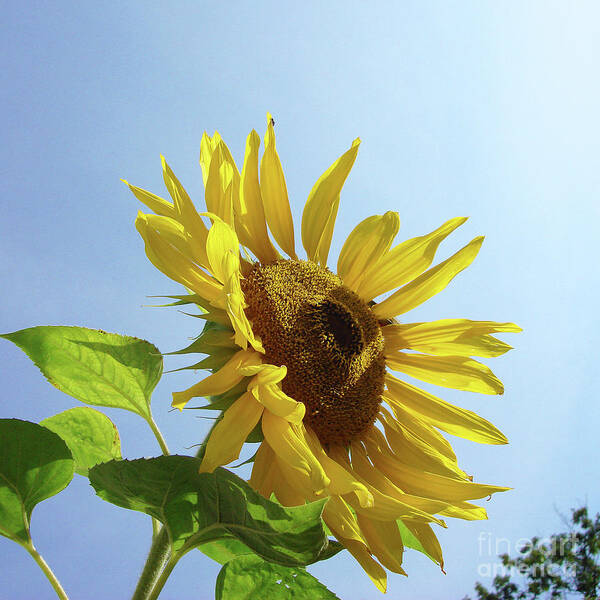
[131, 528, 172, 600]
[24, 541, 69, 600]
[145, 557, 178, 600]
[133, 418, 213, 599]
[146, 414, 170, 456]
[151, 518, 160, 541]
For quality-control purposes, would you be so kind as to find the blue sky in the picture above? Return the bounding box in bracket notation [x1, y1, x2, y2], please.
[2, 2, 599, 599]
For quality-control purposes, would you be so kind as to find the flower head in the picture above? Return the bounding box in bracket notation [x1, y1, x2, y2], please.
[127, 115, 519, 592]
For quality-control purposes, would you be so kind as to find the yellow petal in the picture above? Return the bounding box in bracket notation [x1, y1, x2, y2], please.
[386, 352, 504, 395]
[222, 265, 264, 353]
[199, 392, 263, 473]
[345, 443, 450, 517]
[385, 373, 508, 445]
[337, 212, 400, 292]
[303, 428, 373, 507]
[365, 435, 509, 501]
[272, 450, 320, 500]
[251, 384, 305, 424]
[323, 496, 387, 593]
[346, 475, 446, 524]
[205, 219, 240, 285]
[322, 495, 366, 544]
[301, 138, 360, 266]
[377, 409, 468, 480]
[381, 394, 457, 460]
[356, 515, 407, 575]
[439, 501, 488, 521]
[249, 442, 278, 498]
[140, 213, 193, 260]
[373, 236, 484, 320]
[171, 349, 261, 409]
[205, 142, 235, 226]
[383, 319, 521, 358]
[327, 524, 388, 593]
[237, 130, 279, 263]
[260, 114, 297, 259]
[324, 501, 390, 591]
[202, 220, 263, 352]
[271, 463, 307, 506]
[261, 411, 330, 493]
[356, 216, 468, 301]
[199, 131, 222, 187]
[216, 138, 241, 185]
[135, 212, 221, 303]
[245, 363, 287, 385]
[122, 179, 175, 217]
[403, 522, 444, 570]
[161, 156, 210, 268]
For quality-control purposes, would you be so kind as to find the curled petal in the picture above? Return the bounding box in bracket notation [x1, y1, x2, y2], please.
[135, 212, 221, 303]
[199, 392, 263, 473]
[251, 384, 305, 424]
[172, 349, 261, 409]
[303, 428, 373, 507]
[356, 515, 407, 575]
[261, 411, 330, 494]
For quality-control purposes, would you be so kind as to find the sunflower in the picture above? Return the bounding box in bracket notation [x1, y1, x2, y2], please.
[126, 114, 519, 593]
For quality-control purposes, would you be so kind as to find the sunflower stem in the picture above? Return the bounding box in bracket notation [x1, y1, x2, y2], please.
[146, 414, 170, 456]
[24, 541, 70, 600]
[133, 425, 214, 600]
[151, 518, 160, 541]
[131, 527, 171, 600]
[145, 556, 178, 600]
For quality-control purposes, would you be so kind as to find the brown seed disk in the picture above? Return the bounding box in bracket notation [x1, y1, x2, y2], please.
[241, 259, 385, 446]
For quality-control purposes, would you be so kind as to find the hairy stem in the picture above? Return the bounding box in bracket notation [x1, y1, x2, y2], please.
[145, 557, 178, 600]
[131, 528, 171, 600]
[146, 414, 170, 456]
[25, 541, 69, 600]
[133, 417, 214, 599]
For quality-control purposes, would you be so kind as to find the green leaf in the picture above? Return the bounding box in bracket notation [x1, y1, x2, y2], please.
[41, 407, 122, 476]
[1, 326, 162, 420]
[311, 539, 344, 561]
[199, 533, 342, 566]
[215, 555, 341, 600]
[0, 419, 74, 545]
[89, 456, 332, 566]
[199, 537, 255, 564]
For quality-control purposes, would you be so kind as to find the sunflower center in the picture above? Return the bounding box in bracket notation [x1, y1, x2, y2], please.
[241, 259, 385, 446]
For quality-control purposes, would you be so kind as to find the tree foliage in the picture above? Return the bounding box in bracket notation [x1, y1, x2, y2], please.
[463, 507, 600, 600]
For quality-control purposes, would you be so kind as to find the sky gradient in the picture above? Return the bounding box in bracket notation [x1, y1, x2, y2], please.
[2, 2, 599, 599]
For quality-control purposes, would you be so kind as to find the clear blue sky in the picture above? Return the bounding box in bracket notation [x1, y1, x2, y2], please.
[2, 2, 599, 599]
